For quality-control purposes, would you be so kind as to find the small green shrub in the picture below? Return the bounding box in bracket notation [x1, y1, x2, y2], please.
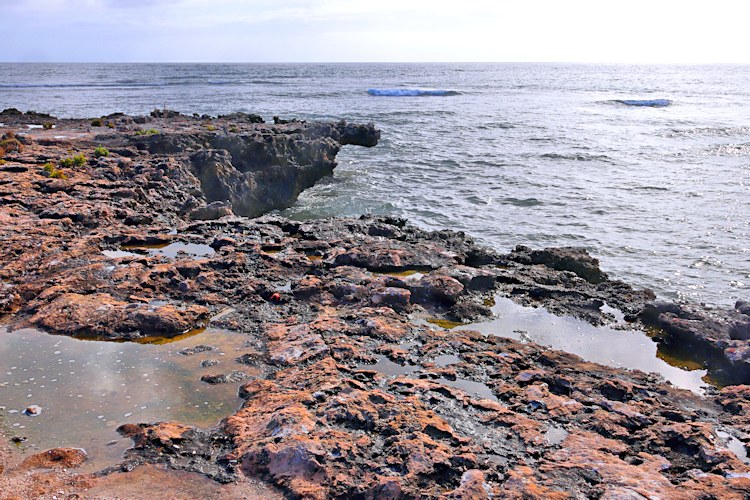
[91, 119, 103, 127]
[0, 131, 23, 154]
[43, 122, 54, 130]
[205, 124, 217, 131]
[72, 153, 86, 166]
[42, 162, 67, 179]
[107, 122, 115, 128]
[229, 125, 239, 133]
[93, 146, 110, 158]
[134, 128, 159, 136]
[59, 154, 86, 168]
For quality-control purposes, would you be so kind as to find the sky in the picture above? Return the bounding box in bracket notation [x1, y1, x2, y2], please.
[1, 0, 749, 63]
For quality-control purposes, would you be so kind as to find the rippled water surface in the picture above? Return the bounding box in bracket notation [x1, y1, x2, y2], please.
[1, 63, 749, 306]
[0, 327, 248, 471]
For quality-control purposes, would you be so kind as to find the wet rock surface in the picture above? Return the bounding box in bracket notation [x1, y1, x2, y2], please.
[1, 110, 749, 498]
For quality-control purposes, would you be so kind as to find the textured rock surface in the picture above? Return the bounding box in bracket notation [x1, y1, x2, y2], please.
[1, 110, 749, 498]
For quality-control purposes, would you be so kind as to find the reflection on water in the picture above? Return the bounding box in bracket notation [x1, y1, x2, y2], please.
[545, 425, 569, 445]
[433, 354, 461, 367]
[120, 242, 216, 259]
[358, 355, 422, 377]
[434, 377, 498, 402]
[457, 297, 709, 394]
[717, 429, 750, 465]
[0, 327, 251, 472]
[101, 249, 139, 259]
[357, 354, 498, 402]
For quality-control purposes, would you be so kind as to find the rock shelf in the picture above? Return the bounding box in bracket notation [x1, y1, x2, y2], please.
[1, 109, 749, 498]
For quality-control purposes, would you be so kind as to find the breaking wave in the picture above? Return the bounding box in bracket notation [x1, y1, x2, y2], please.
[367, 88, 460, 97]
[614, 99, 672, 107]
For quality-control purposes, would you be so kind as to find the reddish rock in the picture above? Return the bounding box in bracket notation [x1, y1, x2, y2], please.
[19, 447, 87, 470]
[3, 112, 750, 498]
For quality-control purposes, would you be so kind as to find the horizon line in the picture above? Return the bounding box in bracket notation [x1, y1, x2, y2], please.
[3, 61, 750, 65]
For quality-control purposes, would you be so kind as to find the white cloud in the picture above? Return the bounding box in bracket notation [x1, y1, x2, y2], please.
[2, 0, 749, 62]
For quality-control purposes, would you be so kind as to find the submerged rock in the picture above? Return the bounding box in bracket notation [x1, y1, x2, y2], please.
[23, 404, 42, 416]
[19, 447, 88, 470]
[201, 371, 250, 384]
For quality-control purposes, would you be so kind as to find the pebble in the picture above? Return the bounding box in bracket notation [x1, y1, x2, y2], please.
[23, 404, 42, 416]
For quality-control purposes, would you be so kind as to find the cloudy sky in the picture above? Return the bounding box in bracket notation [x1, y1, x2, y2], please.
[2, 0, 748, 63]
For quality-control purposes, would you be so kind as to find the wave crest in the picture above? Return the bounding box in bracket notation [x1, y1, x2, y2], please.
[614, 99, 672, 107]
[367, 88, 460, 97]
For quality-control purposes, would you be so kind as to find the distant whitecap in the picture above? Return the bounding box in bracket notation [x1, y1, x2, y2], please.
[367, 88, 460, 96]
[614, 99, 672, 107]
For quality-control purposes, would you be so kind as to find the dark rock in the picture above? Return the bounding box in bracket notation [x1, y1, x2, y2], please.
[218, 112, 264, 124]
[509, 245, 608, 284]
[201, 371, 250, 384]
[178, 345, 217, 356]
[0, 108, 23, 116]
[371, 287, 412, 307]
[189, 201, 234, 221]
[235, 353, 262, 365]
[333, 120, 381, 147]
[150, 109, 181, 118]
[449, 300, 492, 322]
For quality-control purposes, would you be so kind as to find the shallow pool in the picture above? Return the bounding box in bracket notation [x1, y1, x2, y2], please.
[0, 327, 252, 472]
[457, 297, 709, 394]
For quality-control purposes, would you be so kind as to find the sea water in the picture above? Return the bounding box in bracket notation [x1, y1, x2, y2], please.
[1, 62, 748, 307]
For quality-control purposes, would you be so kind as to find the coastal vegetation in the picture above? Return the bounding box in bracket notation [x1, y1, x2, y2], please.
[93, 146, 110, 158]
[0, 131, 23, 156]
[59, 153, 87, 167]
[134, 128, 159, 136]
[42, 162, 67, 179]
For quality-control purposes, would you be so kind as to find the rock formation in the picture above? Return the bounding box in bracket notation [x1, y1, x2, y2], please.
[1, 110, 749, 498]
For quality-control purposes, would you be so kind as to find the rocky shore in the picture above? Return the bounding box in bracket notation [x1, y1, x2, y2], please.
[1, 109, 750, 498]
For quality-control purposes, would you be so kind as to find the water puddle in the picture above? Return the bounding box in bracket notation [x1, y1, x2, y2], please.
[101, 249, 140, 259]
[434, 377, 498, 402]
[120, 242, 216, 259]
[600, 302, 626, 323]
[84, 464, 283, 499]
[545, 425, 569, 445]
[433, 354, 461, 367]
[426, 318, 465, 329]
[381, 270, 426, 281]
[457, 297, 709, 394]
[0, 327, 252, 472]
[357, 355, 497, 401]
[357, 355, 422, 377]
[718, 429, 750, 465]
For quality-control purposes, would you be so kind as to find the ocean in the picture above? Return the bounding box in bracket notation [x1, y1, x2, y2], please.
[1, 63, 748, 307]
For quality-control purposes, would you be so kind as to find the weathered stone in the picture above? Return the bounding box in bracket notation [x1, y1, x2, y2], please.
[19, 447, 87, 470]
[2, 111, 750, 498]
